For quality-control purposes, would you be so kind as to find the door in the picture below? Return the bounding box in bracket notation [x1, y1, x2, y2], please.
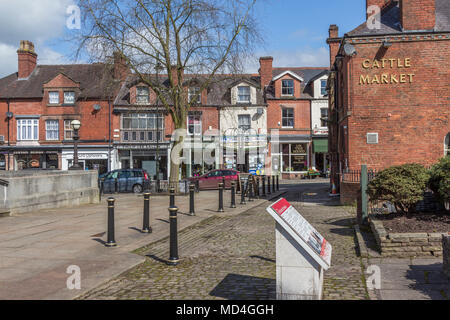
[118, 170, 132, 192]
[103, 171, 118, 193]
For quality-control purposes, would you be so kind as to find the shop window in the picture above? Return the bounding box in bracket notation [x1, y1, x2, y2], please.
[282, 79, 294, 96]
[64, 91, 75, 105]
[237, 86, 250, 103]
[188, 87, 201, 104]
[17, 119, 39, 141]
[320, 108, 328, 127]
[49, 91, 59, 104]
[64, 120, 74, 140]
[136, 86, 149, 104]
[45, 120, 59, 141]
[281, 143, 307, 172]
[282, 108, 294, 128]
[238, 114, 251, 131]
[187, 114, 202, 136]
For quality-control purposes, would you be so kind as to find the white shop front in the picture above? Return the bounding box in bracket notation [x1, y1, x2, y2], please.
[62, 148, 116, 174]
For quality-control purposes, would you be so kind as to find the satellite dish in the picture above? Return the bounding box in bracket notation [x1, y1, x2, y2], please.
[6, 112, 13, 118]
[93, 104, 101, 111]
[343, 43, 357, 56]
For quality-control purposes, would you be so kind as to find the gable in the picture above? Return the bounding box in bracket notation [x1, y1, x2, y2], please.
[43, 73, 80, 89]
[272, 70, 304, 82]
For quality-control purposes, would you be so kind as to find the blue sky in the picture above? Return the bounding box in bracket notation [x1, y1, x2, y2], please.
[0, 0, 366, 78]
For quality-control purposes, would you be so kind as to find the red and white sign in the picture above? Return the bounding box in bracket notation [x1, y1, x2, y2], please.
[267, 198, 332, 268]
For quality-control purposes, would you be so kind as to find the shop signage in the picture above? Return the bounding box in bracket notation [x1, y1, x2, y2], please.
[116, 144, 170, 150]
[67, 153, 108, 159]
[266, 198, 332, 269]
[359, 57, 415, 85]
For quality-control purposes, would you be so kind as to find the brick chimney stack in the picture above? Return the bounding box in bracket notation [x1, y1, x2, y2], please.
[170, 65, 184, 86]
[327, 25, 341, 67]
[400, 0, 436, 31]
[259, 56, 273, 90]
[113, 51, 130, 82]
[17, 40, 37, 79]
[366, 0, 390, 19]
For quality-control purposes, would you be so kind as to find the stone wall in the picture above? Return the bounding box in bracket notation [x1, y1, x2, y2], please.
[443, 234, 450, 278]
[370, 218, 445, 257]
[0, 170, 99, 215]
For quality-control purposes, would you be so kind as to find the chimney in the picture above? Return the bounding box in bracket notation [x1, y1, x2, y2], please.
[113, 52, 130, 81]
[170, 65, 184, 86]
[366, 0, 390, 19]
[17, 40, 37, 79]
[327, 25, 341, 67]
[259, 56, 273, 89]
[400, 0, 436, 31]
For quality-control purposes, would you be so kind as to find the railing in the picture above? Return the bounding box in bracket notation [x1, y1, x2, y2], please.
[341, 169, 377, 183]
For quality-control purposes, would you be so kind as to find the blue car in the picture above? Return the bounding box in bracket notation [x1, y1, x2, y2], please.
[100, 169, 150, 193]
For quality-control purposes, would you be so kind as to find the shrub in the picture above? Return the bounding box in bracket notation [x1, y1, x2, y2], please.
[429, 156, 450, 208]
[367, 163, 429, 213]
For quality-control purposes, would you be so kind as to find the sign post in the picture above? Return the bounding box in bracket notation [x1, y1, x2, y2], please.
[266, 198, 332, 300]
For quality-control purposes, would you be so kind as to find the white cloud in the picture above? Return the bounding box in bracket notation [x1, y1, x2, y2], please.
[0, 0, 76, 77]
[245, 47, 330, 73]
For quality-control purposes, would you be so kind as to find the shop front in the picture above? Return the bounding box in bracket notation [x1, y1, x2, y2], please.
[62, 148, 112, 174]
[271, 136, 311, 179]
[312, 137, 329, 175]
[116, 143, 170, 181]
[222, 134, 267, 175]
[4, 148, 62, 171]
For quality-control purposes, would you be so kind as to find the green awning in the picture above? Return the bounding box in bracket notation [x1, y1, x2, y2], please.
[313, 138, 328, 153]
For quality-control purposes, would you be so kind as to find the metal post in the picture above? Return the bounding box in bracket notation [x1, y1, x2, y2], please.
[189, 183, 195, 216]
[240, 179, 247, 205]
[255, 176, 260, 198]
[218, 182, 224, 212]
[248, 177, 254, 202]
[169, 187, 175, 207]
[168, 206, 179, 266]
[267, 175, 271, 194]
[106, 197, 117, 247]
[272, 175, 276, 192]
[142, 192, 152, 233]
[114, 178, 118, 193]
[262, 175, 266, 197]
[195, 179, 200, 193]
[361, 165, 369, 226]
[276, 175, 279, 191]
[230, 180, 236, 208]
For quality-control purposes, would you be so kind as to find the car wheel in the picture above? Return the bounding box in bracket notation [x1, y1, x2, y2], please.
[132, 184, 143, 194]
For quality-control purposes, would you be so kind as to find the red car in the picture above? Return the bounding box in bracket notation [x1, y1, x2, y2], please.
[189, 169, 239, 190]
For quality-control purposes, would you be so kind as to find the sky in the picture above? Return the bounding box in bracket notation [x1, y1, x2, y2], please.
[0, 0, 366, 78]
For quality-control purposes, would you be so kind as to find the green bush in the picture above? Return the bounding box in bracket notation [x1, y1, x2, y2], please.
[367, 163, 430, 213]
[429, 156, 450, 207]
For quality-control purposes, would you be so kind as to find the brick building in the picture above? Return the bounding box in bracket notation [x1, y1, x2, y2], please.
[327, 0, 450, 198]
[0, 41, 122, 173]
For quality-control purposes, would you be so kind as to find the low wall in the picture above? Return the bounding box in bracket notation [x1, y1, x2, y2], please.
[370, 218, 445, 257]
[443, 234, 450, 278]
[0, 170, 99, 215]
[340, 181, 360, 205]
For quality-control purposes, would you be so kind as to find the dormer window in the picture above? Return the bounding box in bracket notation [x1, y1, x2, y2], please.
[321, 79, 327, 96]
[188, 87, 201, 104]
[64, 91, 75, 105]
[49, 91, 59, 104]
[282, 80, 294, 96]
[136, 86, 149, 104]
[237, 86, 251, 103]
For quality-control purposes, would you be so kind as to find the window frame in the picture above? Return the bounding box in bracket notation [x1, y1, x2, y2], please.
[281, 108, 294, 128]
[188, 87, 201, 104]
[48, 91, 59, 105]
[320, 79, 327, 96]
[237, 86, 251, 103]
[45, 120, 59, 141]
[64, 120, 74, 140]
[121, 113, 164, 142]
[238, 114, 251, 131]
[17, 119, 39, 141]
[136, 86, 150, 105]
[187, 114, 202, 136]
[281, 79, 294, 96]
[63, 91, 76, 105]
[320, 108, 328, 128]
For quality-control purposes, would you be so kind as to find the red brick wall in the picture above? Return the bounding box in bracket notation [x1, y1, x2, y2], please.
[345, 39, 450, 170]
[267, 99, 311, 134]
[273, 75, 302, 99]
[400, 0, 436, 31]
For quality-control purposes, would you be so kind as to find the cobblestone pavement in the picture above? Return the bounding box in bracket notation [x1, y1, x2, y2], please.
[80, 180, 369, 300]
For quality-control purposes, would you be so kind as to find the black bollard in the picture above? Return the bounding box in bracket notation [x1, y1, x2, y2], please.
[114, 178, 118, 193]
[256, 176, 260, 197]
[276, 175, 280, 191]
[189, 183, 195, 216]
[262, 175, 266, 197]
[240, 179, 247, 205]
[248, 177, 254, 202]
[272, 176, 276, 192]
[168, 206, 179, 266]
[106, 197, 117, 247]
[230, 180, 237, 208]
[267, 175, 271, 194]
[142, 192, 152, 233]
[218, 182, 224, 212]
[169, 187, 175, 207]
[195, 179, 200, 193]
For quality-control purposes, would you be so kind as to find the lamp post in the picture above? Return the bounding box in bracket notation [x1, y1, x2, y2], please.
[69, 119, 82, 170]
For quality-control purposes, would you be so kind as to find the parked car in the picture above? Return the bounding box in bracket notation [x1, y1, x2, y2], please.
[100, 169, 150, 193]
[189, 169, 239, 190]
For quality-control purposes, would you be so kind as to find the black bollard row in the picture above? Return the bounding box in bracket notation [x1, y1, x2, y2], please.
[240, 179, 247, 205]
[276, 175, 280, 191]
[169, 187, 175, 207]
[106, 197, 117, 247]
[189, 183, 196, 216]
[267, 175, 271, 194]
[230, 180, 237, 208]
[262, 175, 266, 197]
[218, 182, 224, 212]
[248, 177, 254, 202]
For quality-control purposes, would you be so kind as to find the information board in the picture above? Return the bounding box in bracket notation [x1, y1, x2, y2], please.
[266, 198, 332, 269]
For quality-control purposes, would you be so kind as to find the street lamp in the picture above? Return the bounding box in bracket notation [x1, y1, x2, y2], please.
[69, 119, 82, 170]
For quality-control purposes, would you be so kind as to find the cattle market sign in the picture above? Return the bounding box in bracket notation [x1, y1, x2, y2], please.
[359, 57, 415, 85]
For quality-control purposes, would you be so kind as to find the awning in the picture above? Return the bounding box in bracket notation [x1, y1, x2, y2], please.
[313, 138, 328, 153]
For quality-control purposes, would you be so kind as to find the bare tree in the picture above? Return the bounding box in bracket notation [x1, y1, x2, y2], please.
[76, 0, 261, 185]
